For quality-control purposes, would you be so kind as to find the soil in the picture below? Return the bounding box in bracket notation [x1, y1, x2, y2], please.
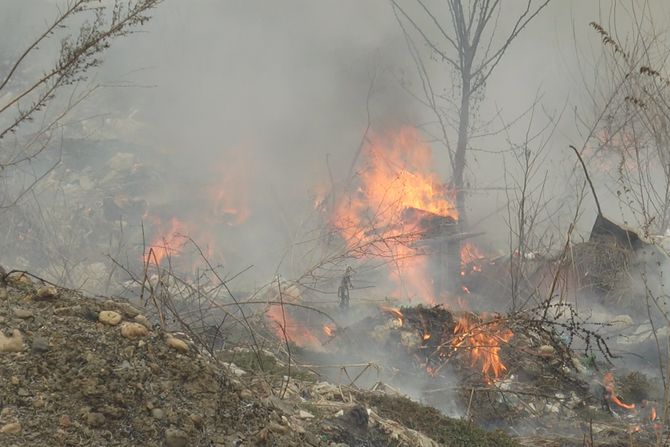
[0, 272, 525, 447]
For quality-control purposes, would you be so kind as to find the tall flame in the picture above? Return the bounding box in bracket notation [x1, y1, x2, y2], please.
[452, 314, 513, 381]
[331, 127, 457, 303]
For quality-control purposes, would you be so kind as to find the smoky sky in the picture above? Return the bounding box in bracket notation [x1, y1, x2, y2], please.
[3, 0, 670, 284]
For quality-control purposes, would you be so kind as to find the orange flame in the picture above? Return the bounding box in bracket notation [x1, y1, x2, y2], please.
[460, 241, 484, 276]
[603, 372, 636, 410]
[207, 154, 251, 226]
[266, 304, 324, 352]
[461, 241, 484, 265]
[323, 324, 336, 337]
[144, 217, 188, 265]
[380, 306, 404, 325]
[331, 127, 457, 303]
[452, 315, 513, 381]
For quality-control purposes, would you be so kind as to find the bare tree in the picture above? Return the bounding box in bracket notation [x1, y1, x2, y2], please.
[573, 2, 670, 237]
[391, 0, 551, 291]
[0, 0, 161, 208]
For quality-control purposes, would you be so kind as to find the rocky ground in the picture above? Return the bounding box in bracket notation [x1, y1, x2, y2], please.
[0, 271, 521, 447]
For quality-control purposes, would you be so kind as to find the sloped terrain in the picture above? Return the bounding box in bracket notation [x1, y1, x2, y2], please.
[0, 272, 520, 447]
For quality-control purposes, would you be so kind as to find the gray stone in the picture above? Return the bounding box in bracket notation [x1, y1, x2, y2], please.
[165, 428, 189, 447]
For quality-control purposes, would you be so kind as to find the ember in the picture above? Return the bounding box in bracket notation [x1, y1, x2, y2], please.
[323, 324, 336, 337]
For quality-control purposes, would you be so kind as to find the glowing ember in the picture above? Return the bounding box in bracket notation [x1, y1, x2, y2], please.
[144, 217, 188, 265]
[603, 372, 636, 410]
[331, 127, 458, 303]
[323, 324, 336, 337]
[452, 314, 513, 381]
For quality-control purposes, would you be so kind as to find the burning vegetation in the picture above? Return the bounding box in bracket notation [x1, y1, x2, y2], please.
[6, 2, 670, 446]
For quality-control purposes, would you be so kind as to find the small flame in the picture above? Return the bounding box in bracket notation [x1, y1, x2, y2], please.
[380, 306, 404, 325]
[323, 324, 336, 337]
[603, 372, 636, 410]
[144, 217, 188, 265]
[452, 315, 513, 381]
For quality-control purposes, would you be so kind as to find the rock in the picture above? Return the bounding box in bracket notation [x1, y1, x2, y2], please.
[166, 336, 189, 353]
[298, 410, 314, 419]
[343, 405, 369, 428]
[0, 289, 7, 300]
[120, 322, 148, 338]
[85, 412, 105, 428]
[572, 357, 588, 374]
[223, 362, 247, 377]
[151, 408, 165, 419]
[98, 310, 122, 326]
[59, 415, 71, 428]
[32, 395, 46, 408]
[35, 285, 58, 300]
[189, 414, 203, 428]
[0, 330, 25, 353]
[12, 308, 33, 319]
[104, 301, 141, 318]
[134, 314, 151, 329]
[9, 273, 31, 285]
[610, 314, 634, 328]
[539, 345, 556, 356]
[165, 428, 189, 447]
[0, 422, 21, 434]
[17, 388, 30, 397]
[31, 337, 50, 353]
[267, 422, 289, 433]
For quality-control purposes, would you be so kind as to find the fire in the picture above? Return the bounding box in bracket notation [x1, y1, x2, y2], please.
[603, 372, 636, 410]
[266, 304, 324, 352]
[461, 241, 484, 265]
[140, 150, 252, 268]
[452, 314, 513, 381]
[331, 127, 458, 303]
[460, 241, 484, 275]
[380, 306, 404, 325]
[207, 152, 251, 226]
[143, 217, 188, 265]
[323, 324, 336, 337]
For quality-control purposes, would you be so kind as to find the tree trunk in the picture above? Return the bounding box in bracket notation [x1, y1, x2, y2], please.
[444, 65, 471, 296]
